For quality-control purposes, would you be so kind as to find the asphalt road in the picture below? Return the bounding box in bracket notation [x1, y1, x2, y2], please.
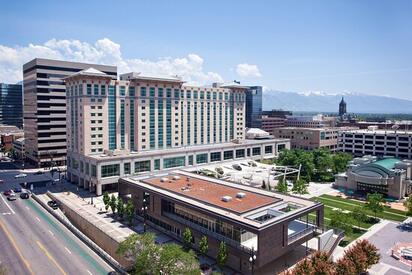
[0, 189, 114, 275]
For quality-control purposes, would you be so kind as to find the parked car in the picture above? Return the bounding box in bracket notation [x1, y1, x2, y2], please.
[14, 173, 27, 179]
[232, 164, 242, 171]
[47, 200, 59, 210]
[7, 193, 16, 201]
[3, 190, 13, 196]
[0, 179, 4, 184]
[20, 192, 30, 199]
[13, 187, 22, 193]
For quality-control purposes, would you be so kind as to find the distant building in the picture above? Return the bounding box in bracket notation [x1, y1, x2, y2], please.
[338, 127, 412, 159]
[338, 97, 347, 117]
[0, 125, 24, 152]
[245, 86, 262, 128]
[261, 116, 286, 134]
[12, 137, 25, 159]
[262, 109, 292, 118]
[0, 83, 23, 128]
[119, 170, 324, 274]
[285, 114, 337, 128]
[273, 127, 357, 151]
[335, 156, 412, 199]
[23, 58, 117, 168]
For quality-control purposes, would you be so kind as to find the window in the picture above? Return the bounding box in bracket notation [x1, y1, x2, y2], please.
[120, 86, 126, 96]
[154, 159, 160, 170]
[235, 149, 245, 158]
[278, 144, 286, 151]
[129, 87, 135, 97]
[223, 150, 233, 160]
[252, 147, 261, 156]
[188, 155, 194, 165]
[196, 153, 208, 164]
[210, 152, 221, 162]
[87, 84, 92, 95]
[265, 146, 273, 154]
[94, 84, 99, 95]
[158, 88, 163, 98]
[141, 87, 146, 97]
[91, 165, 97, 177]
[124, 163, 131, 175]
[101, 164, 120, 178]
[100, 85, 106, 95]
[163, 156, 185, 169]
[135, 160, 151, 173]
[174, 89, 180, 99]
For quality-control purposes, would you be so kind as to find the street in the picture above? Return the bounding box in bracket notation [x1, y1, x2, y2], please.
[0, 163, 114, 275]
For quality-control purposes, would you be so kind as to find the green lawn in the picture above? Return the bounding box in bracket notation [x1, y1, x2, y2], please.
[316, 194, 407, 222]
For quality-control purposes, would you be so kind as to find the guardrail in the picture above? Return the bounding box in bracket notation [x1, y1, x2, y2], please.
[287, 226, 315, 245]
[31, 193, 127, 275]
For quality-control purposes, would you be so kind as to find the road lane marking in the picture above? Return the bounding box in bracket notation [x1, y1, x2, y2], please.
[64, 246, 72, 255]
[0, 219, 35, 275]
[86, 270, 93, 275]
[48, 230, 54, 237]
[36, 240, 68, 275]
[2, 212, 11, 215]
[0, 194, 15, 214]
[35, 216, 41, 222]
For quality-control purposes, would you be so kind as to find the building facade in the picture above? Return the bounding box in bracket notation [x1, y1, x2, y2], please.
[65, 70, 290, 195]
[285, 114, 337, 128]
[0, 83, 22, 128]
[338, 128, 412, 159]
[119, 171, 324, 274]
[23, 58, 117, 167]
[338, 97, 347, 117]
[335, 156, 412, 199]
[261, 116, 286, 134]
[245, 86, 262, 128]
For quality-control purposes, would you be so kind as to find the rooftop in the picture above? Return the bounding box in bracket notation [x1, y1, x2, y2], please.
[142, 173, 281, 214]
[342, 129, 412, 135]
[373, 158, 400, 170]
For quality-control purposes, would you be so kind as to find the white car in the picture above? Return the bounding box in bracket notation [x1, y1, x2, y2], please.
[14, 173, 27, 179]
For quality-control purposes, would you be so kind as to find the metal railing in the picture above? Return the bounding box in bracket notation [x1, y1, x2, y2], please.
[287, 226, 315, 245]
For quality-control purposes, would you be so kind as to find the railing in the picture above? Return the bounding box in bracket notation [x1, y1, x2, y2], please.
[164, 212, 254, 254]
[287, 226, 315, 245]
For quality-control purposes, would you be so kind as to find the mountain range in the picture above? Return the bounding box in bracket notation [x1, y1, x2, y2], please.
[262, 91, 412, 113]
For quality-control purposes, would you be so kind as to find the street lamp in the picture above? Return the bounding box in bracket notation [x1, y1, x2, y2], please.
[142, 198, 148, 232]
[89, 182, 93, 205]
[249, 248, 257, 275]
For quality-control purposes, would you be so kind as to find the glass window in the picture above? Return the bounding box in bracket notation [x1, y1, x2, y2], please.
[141, 87, 146, 97]
[94, 84, 99, 95]
[196, 153, 208, 164]
[200, 91, 204, 99]
[174, 89, 180, 99]
[213, 92, 217, 100]
[163, 156, 185, 169]
[87, 84, 92, 95]
[135, 160, 151, 173]
[129, 87, 135, 97]
[265, 146, 273, 154]
[120, 86, 126, 96]
[100, 85, 106, 95]
[235, 149, 245, 158]
[91, 165, 97, 177]
[278, 144, 286, 151]
[210, 152, 221, 162]
[150, 87, 155, 97]
[166, 88, 171, 98]
[101, 164, 120, 178]
[154, 159, 160, 170]
[158, 88, 163, 98]
[188, 155, 194, 165]
[223, 150, 233, 160]
[186, 91, 191, 99]
[124, 163, 131, 175]
[252, 147, 261, 156]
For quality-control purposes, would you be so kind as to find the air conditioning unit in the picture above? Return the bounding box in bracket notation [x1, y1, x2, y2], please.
[221, 196, 232, 202]
[236, 192, 246, 199]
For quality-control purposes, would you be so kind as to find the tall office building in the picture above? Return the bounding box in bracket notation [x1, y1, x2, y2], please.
[23, 58, 117, 167]
[65, 70, 289, 195]
[0, 83, 23, 128]
[245, 86, 262, 128]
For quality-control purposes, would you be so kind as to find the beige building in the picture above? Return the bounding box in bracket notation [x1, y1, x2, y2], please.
[285, 114, 337, 128]
[65, 69, 290, 195]
[273, 127, 356, 151]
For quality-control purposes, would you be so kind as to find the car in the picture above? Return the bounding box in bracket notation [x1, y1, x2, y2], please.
[20, 192, 29, 199]
[232, 164, 242, 171]
[7, 193, 16, 201]
[3, 190, 13, 196]
[0, 179, 4, 184]
[13, 187, 22, 193]
[34, 171, 44, 175]
[47, 200, 59, 210]
[14, 173, 27, 179]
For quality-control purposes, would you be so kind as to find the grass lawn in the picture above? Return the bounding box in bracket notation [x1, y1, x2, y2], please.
[316, 194, 407, 222]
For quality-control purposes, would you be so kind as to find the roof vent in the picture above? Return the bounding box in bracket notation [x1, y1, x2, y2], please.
[160, 177, 169, 182]
[236, 192, 246, 199]
[221, 196, 232, 202]
[173, 175, 181, 180]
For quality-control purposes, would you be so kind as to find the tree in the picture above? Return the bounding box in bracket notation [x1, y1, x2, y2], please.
[329, 210, 353, 236]
[117, 197, 125, 218]
[403, 196, 412, 216]
[351, 206, 369, 228]
[341, 240, 380, 274]
[289, 258, 313, 275]
[365, 192, 384, 220]
[110, 194, 117, 214]
[217, 241, 227, 268]
[199, 235, 209, 257]
[275, 177, 288, 194]
[157, 243, 200, 275]
[182, 227, 193, 250]
[310, 251, 335, 274]
[332, 152, 352, 174]
[103, 192, 110, 212]
[125, 200, 135, 225]
[335, 257, 357, 275]
[292, 178, 308, 195]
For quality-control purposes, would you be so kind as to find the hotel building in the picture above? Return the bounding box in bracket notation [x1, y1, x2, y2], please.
[23, 58, 117, 167]
[119, 170, 324, 274]
[65, 69, 290, 195]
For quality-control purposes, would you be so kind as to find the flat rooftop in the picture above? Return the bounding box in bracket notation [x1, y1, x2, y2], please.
[341, 129, 412, 135]
[142, 173, 281, 214]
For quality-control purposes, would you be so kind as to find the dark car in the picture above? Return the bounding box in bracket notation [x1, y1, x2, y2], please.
[13, 187, 22, 193]
[3, 190, 13, 196]
[47, 200, 59, 210]
[20, 192, 29, 199]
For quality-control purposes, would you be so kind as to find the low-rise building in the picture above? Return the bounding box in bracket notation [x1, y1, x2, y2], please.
[285, 114, 337, 128]
[335, 156, 412, 199]
[338, 127, 412, 159]
[261, 116, 286, 133]
[119, 170, 324, 274]
[12, 137, 24, 159]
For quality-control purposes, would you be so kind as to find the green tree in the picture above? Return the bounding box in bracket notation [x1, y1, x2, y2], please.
[103, 192, 110, 212]
[365, 192, 384, 220]
[117, 197, 125, 218]
[351, 206, 369, 228]
[341, 239, 380, 274]
[403, 196, 412, 216]
[275, 177, 288, 194]
[332, 152, 352, 174]
[109, 194, 117, 214]
[216, 241, 227, 268]
[292, 178, 308, 195]
[329, 210, 353, 236]
[199, 235, 209, 257]
[182, 228, 193, 250]
[157, 243, 200, 275]
[313, 149, 334, 182]
[310, 251, 335, 274]
[125, 200, 135, 225]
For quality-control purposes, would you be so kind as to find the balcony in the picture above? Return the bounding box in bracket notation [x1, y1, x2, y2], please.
[287, 220, 317, 245]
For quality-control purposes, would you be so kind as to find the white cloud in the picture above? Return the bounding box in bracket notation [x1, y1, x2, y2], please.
[0, 38, 223, 85]
[235, 63, 262, 77]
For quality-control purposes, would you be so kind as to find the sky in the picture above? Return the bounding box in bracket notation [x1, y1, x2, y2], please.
[0, 0, 411, 99]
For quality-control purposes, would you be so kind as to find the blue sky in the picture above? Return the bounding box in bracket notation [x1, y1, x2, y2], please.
[1, 0, 411, 99]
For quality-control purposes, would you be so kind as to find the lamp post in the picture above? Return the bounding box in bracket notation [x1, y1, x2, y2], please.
[142, 198, 148, 233]
[89, 182, 93, 205]
[249, 248, 257, 275]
